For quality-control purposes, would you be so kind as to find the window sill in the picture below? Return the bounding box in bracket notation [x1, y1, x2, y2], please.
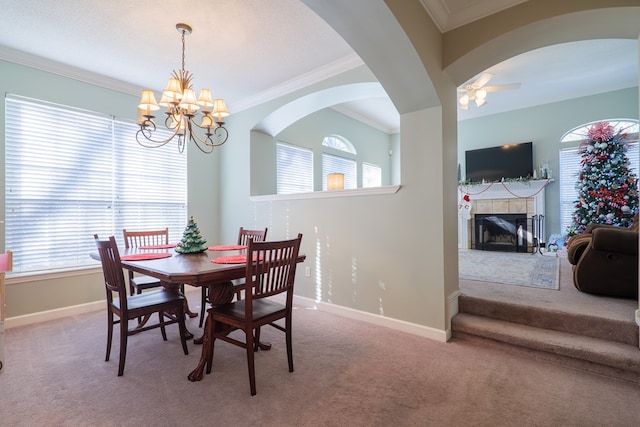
[250, 185, 401, 202]
[6, 265, 102, 284]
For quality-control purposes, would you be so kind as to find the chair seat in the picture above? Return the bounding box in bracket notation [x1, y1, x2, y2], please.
[113, 289, 184, 312]
[211, 298, 286, 323]
[131, 275, 161, 289]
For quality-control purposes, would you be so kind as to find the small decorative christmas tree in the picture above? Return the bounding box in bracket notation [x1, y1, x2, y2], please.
[567, 121, 638, 236]
[175, 216, 208, 254]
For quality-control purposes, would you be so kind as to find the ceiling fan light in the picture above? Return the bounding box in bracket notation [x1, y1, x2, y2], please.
[476, 88, 487, 100]
[475, 97, 486, 107]
[459, 94, 470, 106]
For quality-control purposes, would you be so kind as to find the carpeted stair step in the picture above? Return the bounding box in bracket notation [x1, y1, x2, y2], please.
[458, 294, 638, 347]
[452, 313, 640, 381]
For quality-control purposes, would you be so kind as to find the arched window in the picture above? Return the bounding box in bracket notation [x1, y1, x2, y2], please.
[558, 119, 639, 233]
[322, 134, 357, 154]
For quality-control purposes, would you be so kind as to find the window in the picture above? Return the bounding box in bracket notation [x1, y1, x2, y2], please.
[276, 142, 313, 194]
[363, 163, 382, 188]
[322, 135, 356, 154]
[5, 94, 187, 274]
[559, 119, 639, 233]
[322, 154, 356, 190]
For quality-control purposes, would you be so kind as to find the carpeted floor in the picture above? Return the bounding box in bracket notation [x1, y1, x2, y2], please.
[459, 249, 560, 290]
[459, 254, 637, 324]
[1, 286, 640, 426]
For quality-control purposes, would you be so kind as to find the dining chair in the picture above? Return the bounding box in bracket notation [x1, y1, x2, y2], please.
[94, 235, 188, 376]
[202, 233, 302, 396]
[199, 227, 268, 327]
[123, 228, 169, 296]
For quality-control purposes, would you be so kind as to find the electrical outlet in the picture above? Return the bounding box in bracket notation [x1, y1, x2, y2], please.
[304, 266, 311, 277]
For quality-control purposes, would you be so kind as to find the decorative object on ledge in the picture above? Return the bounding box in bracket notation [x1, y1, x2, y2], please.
[327, 173, 345, 190]
[136, 23, 229, 154]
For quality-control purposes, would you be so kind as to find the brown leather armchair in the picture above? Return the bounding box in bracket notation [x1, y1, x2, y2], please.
[567, 222, 638, 299]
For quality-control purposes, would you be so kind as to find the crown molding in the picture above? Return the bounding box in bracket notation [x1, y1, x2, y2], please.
[419, 0, 528, 32]
[230, 53, 364, 112]
[331, 104, 399, 134]
[0, 45, 141, 96]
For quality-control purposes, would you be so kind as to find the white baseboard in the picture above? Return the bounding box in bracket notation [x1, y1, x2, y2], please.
[292, 295, 449, 343]
[5, 288, 454, 345]
[5, 300, 104, 329]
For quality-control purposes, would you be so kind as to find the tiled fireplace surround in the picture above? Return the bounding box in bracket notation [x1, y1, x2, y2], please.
[458, 180, 549, 250]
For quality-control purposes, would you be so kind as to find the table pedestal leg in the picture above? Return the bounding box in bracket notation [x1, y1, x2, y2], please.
[188, 313, 212, 381]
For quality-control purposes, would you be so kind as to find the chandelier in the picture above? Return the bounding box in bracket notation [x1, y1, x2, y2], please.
[136, 23, 229, 154]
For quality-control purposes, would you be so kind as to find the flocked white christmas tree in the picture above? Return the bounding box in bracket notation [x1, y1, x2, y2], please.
[175, 216, 208, 254]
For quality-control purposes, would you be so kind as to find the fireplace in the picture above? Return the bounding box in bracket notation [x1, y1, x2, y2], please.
[458, 180, 550, 251]
[473, 214, 531, 252]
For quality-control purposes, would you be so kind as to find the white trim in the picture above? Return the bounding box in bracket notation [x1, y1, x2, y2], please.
[3, 286, 202, 329]
[231, 54, 363, 112]
[0, 45, 141, 96]
[250, 185, 400, 202]
[292, 295, 448, 343]
[6, 266, 102, 285]
[5, 300, 104, 329]
[448, 289, 461, 318]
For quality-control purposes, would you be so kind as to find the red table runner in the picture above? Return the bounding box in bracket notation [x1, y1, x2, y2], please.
[121, 253, 173, 261]
[211, 254, 262, 264]
[139, 244, 177, 250]
[208, 244, 246, 251]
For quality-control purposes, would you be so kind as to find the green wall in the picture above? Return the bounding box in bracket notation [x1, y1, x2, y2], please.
[0, 59, 219, 317]
[458, 87, 639, 236]
[274, 108, 395, 191]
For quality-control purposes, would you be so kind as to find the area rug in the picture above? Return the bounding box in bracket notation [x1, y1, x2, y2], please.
[459, 250, 560, 290]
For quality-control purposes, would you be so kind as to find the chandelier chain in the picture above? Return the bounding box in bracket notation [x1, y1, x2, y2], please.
[181, 29, 186, 75]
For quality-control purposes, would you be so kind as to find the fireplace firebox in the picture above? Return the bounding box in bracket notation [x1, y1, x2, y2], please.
[472, 214, 533, 253]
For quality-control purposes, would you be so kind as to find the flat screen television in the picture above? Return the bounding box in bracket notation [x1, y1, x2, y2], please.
[465, 142, 533, 183]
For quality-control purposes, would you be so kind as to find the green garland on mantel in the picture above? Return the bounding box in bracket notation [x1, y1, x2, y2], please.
[458, 177, 550, 186]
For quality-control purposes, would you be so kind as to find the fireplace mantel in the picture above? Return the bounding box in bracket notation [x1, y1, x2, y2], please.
[459, 179, 552, 201]
[458, 179, 552, 249]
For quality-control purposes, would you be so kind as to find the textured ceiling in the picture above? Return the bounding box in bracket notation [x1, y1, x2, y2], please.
[0, 1, 637, 132]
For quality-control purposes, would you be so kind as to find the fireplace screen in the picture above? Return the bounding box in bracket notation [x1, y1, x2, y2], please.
[471, 214, 542, 253]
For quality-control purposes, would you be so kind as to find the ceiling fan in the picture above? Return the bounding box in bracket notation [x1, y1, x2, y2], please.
[458, 72, 521, 110]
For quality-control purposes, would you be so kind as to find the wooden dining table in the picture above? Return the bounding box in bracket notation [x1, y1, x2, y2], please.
[92, 245, 306, 381]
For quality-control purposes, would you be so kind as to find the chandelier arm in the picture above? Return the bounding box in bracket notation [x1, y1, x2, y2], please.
[136, 120, 182, 148]
[186, 122, 228, 152]
[188, 117, 229, 146]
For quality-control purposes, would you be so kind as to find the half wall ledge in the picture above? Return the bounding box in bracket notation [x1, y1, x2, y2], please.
[250, 185, 401, 202]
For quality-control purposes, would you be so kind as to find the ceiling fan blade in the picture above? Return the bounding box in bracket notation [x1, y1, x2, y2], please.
[472, 72, 494, 89]
[484, 83, 521, 93]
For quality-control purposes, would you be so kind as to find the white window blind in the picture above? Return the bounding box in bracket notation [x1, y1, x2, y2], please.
[362, 162, 382, 188]
[322, 153, 356, 190]
[276, 142, 313, 194]
[5, 94, 187, 274]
